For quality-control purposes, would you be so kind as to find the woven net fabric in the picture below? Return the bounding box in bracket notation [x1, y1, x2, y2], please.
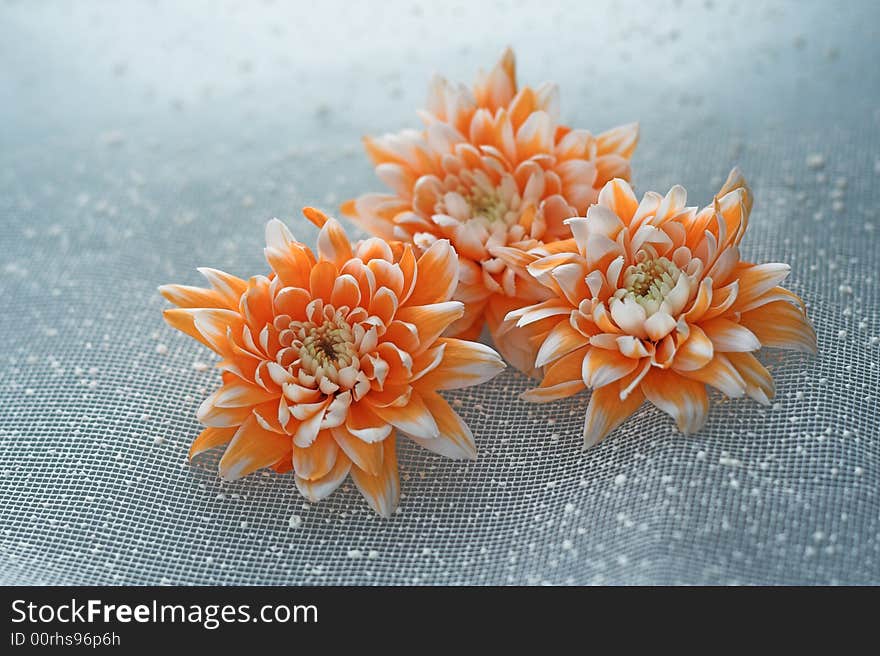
[1, 0, 878, 585]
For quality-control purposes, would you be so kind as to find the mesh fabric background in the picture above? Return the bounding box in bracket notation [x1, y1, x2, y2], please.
[1, 0, 878, 585]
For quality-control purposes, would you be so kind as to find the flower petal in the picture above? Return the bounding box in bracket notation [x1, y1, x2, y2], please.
[293, 430, 339, 480]
[350, 437, 400, 518]
[196, 392, 255, 427]
[684, 279, 713, 322]
[345, 400, 393, 443]
[726, 351, 775, 405]
[368, 390, 439, 439]
[701, 317, 761, 352]
[211, 379, 278, 407]
[597, 177, 639, 223]
[331, 425, 384, 476]
[616, 335, 652, 359]
[309, 260, 337, 303]
[582, 347, 640, 388]
[316, 217, 353, 267]
[189, 426, 237, 459]
[274, 286, 311, 319]
[583, 377, 645, 448]
[406, 391, 476, 460]
[515, 110, 553, 160]
[679, 353, 747, 398]
[158, 284, 226, 310]
[264, 219, 315, 288]
[163, 308, 241, 353]
[535, 320, 587, 368]
[413, 337, 506, 390]
[644, 311, 676, 342]
[596, 122, 639, 159]
[218, 415, 292, 481]
[521, 346, 587, 402]
[510, 299, 573, 327]
[395, 301, 464, 354]
[732, 263, 791, 311]
[293, 399, 329, 447]
[672, 324, 714, 371]
[640, 369, 709, 434]
[369, 286, 399, 326]
[609, 297, 648, 339]
[295, 452, 352, 502]
[197, 267, 249, 306]
[740, 300, 817, 354]
[405, 239, 458, 306]
[330, 274, 361, 309]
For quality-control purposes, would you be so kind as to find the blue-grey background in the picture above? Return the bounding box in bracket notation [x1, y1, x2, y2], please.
[0, 0, 877, 584]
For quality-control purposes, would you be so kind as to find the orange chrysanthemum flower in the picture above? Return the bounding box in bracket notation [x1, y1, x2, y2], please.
[342, 48, 638, 374]
[504, 169, 816, 447]
[159, 209, 505, 516]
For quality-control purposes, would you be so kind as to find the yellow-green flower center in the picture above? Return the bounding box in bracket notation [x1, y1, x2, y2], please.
[291, 315, 358, 375]
[468, 187, 510, 224]
[617, 256, 682, 315]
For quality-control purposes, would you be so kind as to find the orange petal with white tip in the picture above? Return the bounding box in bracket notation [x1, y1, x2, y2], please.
[210, 379, 278, 408]
[316, 217, 353, 266]
[293, 430, 339, 480]
[740, 301, 816, 353]
[582, 347, 640, 388]
[330, 274, 361, 309]
[739, 301, 817, 354]
[583, 376, 645, 448]
[535, 321, 586, 368]
[406, 391, 477, 460]
[405, 239, 459, 306]
[396, 302, 464, 354]
[731, 263, 791, 310]
[163, 308, 241, 354]
[515, 110, 553, 161]
[596, 122, 639, 159]
[345, 401, 393, 443]
[350, 438, 400, 518]
[521, 346, 587, 402]
[331, 425, 384, 476]
[189, 426, 237, 459]
[726, 351, 775, 405]
[219, 415, 293, 481]
[293, 399, 329, 447]
[158, 284, 228, 310]
[672, 324, 714, 371]
[295, 452, 352, 502]
[197, 393, 255, 428]
[640, 369, 708, 435]
[369, 390, 439, 439]
[684, 279, 713, 322]
[679, 353, 747, 398]
[413, 337, 506, 391]
[701, 317, 761, 352]
[597, 178, 639, 224]
[252, 398, 289, 434]
[369, 286, 399, 326]
[198, 267, 248, 306]
[264, 220, 315, 288]
[483, 47, 517, 110]
[510, 299, 572, 327]
[442, 294, 487, 337]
